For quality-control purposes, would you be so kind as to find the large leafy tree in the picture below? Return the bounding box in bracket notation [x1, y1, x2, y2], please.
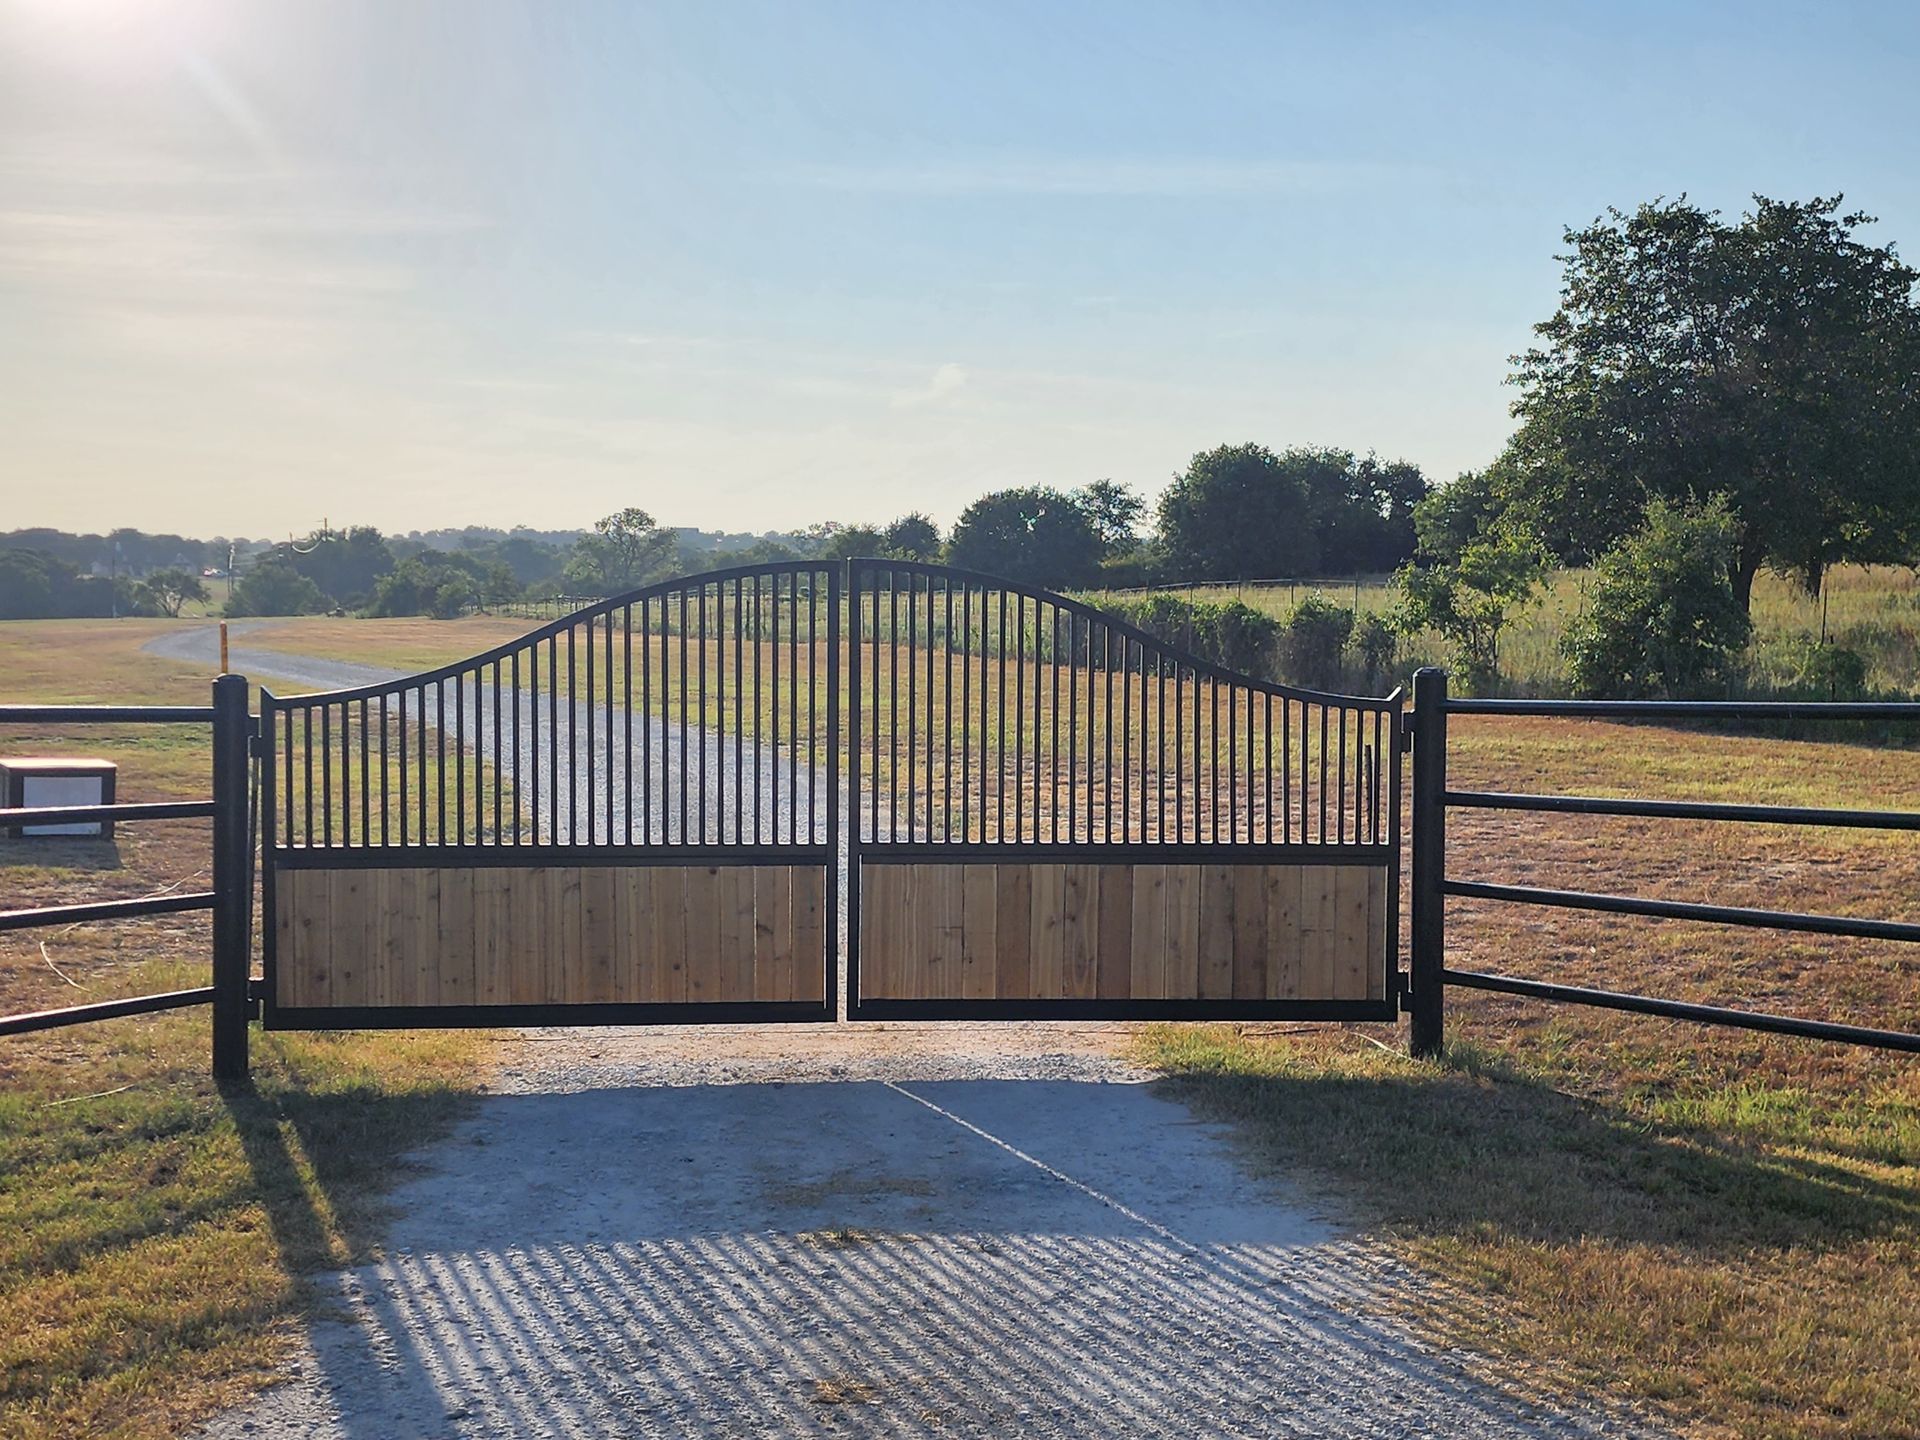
[1158, 444, 1429, 581]
[1157, 443, 1318, 579]
[947, 487, 1103, 587]
[282, 525, 395, 608]
[1508, 194, 1920, 610]
[882, 513, 942, 561]
[563, 508, 678, 595]
[1073, 480, 1146, 555]
[140, 567, 209, 617]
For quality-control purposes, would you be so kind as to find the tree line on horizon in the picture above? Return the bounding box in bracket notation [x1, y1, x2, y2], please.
[0, 444, 1432, 623]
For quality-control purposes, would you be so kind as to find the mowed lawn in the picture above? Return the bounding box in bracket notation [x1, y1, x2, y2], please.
[4, 614, 1917, 1439]
[0, 620, 481, 1440]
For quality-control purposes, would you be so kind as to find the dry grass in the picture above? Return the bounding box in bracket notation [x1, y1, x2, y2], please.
[0, 617, 484, 1440]
[1139, 712, 1920, 1440]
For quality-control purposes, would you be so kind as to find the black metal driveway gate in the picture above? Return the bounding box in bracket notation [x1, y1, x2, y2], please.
[259, 558, 1403, 1030]
[261, 562, 840, 1028]
[845, 560, 1402, 1020]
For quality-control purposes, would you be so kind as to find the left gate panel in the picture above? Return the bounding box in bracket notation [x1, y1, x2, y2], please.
[267, 860, 829, 1027]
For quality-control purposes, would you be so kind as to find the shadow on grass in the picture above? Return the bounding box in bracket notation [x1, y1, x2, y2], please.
[0, 836, 124, 873]
[1147, 1041, 1920, 1260]
[221, 1077, 470, 1277]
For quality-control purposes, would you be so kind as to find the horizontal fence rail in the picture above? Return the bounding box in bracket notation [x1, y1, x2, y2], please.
[849, 559, 1399, 848]
[1440, 969, 1920, 1054]
[0, 704, 219, 725]
[1444, 789, 1920, 831]
[0, 987, 218, 1038]
[265, 562, 839, 852]
[1, 800, 217, 828]
[1409, 668, 1920, 1057]
[0, 891, 217, 934]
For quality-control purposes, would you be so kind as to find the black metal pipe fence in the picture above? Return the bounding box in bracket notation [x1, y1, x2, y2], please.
[0, 677, 254, 1077]
[1408, 667, 1920, 1057]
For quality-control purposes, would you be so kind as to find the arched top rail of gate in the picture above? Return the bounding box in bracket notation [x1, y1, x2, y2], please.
[263, 560, 839, 852]
[844, 557, 1402, 851]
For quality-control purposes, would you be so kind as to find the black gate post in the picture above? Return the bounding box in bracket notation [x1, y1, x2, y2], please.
[211, 672, 252, 1083]
[1409, 666, 1447, 1058]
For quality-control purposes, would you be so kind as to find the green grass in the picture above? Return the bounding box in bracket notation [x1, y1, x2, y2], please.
[1135, 1025, 1919, 1440]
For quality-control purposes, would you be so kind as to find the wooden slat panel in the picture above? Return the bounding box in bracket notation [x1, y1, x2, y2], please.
[1129, 864, 1167, 1000]
[994, 864, 1031, 1001]
[580, 867, 618, 1003]
[682, 866, 722, 1003]
[508, 866, 546, 1004]
[1367, 865, 1388, 1001]
[325, 870, 366, 1006]
[274, 858, 1385, 1011]
[437, 868, 476, 1006]
[472, 866, 512, 1005]
[1029, 863, 1063, 998]
[959, 864, 996, 999]
[1197, 864, 1234, 1000]
[1096, 865, 1132, 1000]
[284, 869, 328, 1006]
[1265, 865, 1303, 999]
[1061, 863, 1099, 999]
[1301, 866, 1337, 999]
[753, 866, 790, 1002]
[860, 866, 894, 999]
[647, 865, 688, 1003]
[549, 868, 581, 1003]
[1164, 865, 1199, 999]
[792, 867, 825, 1002]
[717, 864, 756, 1002]
[1231, 866, 1267, 1001]
[1333, 865, 1372, 1000]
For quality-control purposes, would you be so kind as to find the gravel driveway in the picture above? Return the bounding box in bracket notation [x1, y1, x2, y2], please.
[194, 1025, 1660, 1440]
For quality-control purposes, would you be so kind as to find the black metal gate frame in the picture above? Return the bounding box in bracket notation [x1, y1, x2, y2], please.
[843, 558, 1404, 1023]
[259, 561, 841, 1031]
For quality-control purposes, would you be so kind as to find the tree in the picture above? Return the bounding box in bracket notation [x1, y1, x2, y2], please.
[1307, 454, 1430, 573]
[883, 513, 942, 561]
[1158, 444, 1318, 580]
[1073, 480, 1145, 555]
[947, 487, 1103, 587]
[226, 556, 326, 616]
[1509, 194, 1920, 611]
[563, 508, 677, 595]
[140, 567, 209, 618]
[1561, 496, 1753, 698]
[1395, 523, 1551, 693]
[808, 523, 889, 563]
[282, 525, 395, 608]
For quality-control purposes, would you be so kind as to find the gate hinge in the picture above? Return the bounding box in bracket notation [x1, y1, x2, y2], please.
[1399, 728, 1415, 754]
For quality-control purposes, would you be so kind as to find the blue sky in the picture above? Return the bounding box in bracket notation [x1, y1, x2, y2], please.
[2, 0, 1915, 538]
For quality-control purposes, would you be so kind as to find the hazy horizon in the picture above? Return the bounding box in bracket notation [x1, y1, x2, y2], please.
[4, 0, 1916, 538]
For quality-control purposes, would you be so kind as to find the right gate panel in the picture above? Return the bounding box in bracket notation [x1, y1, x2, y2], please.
[847, 560, 1400, 1021]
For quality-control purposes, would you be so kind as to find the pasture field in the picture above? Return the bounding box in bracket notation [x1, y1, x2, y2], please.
[1091, 562, 1920, 697]
[3, 614, 1916, 1439]
[0, 620, 479, 1440]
